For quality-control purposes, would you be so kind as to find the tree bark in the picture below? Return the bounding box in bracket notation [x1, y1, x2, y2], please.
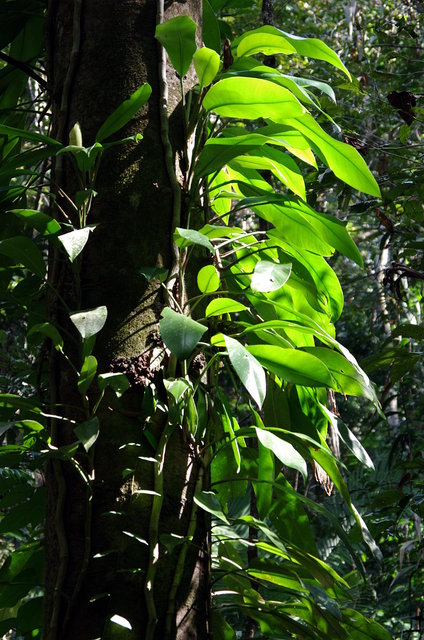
[44, 2, 207, 638]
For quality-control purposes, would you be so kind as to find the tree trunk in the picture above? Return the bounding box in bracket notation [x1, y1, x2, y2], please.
[44, 2, 207, 638]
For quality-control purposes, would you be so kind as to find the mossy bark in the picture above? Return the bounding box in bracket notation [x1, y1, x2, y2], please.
[44, 2, 207, 638]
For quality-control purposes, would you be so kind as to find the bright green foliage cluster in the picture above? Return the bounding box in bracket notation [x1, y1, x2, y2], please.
[0, 4, 395, 639]
[153, 15, 390, 640]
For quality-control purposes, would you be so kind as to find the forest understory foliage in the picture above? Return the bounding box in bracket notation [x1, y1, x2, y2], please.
[0, 1, 423, 639]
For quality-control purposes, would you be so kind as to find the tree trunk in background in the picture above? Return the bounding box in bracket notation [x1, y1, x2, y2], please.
[44, 2, 207, 639]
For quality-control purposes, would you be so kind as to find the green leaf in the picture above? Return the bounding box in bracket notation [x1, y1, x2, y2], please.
[0, 123, 62, 148]
[205, 297, 247, 317]
[336, 419, 374, 470]
[236, 26, 351, 80]
[70, 306, 108, 340]
[203, 77, 305, 120]
[160, 308, 207, 360]
[255, 427, 307, 481]
[210, 610, 236, 640]
[193, 47, 220, 89]
[342, 609, 392, 639]
[74, 416, 100, 452]
[98, 373, 130, 398]
[194, 491, 230, 524]
[10, 209, 61, 235]
[0, 236, 45, 278]
[202, 0, 221, 53]
[27, 322, 63, 350]
[302, 347, 377, 402]
[251, 260, 291, 293]
[139, 266, 169, 283]
[155, 15, 197, 77]
[286, 114, 380, 197]
[174, 227, 214, 252]
[197, 264, 220, 293]
[231, 145, 306, 200]
[224, 335, 266, 408]
[78, 355, 98, 397]
[95, 83, 151, 142]
[58, 225, 96, 262]
[196, 133, 267, 177]
[248, 345, 333, 387]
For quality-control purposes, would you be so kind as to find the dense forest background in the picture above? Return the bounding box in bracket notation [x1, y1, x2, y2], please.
[0, 0, 423, 638]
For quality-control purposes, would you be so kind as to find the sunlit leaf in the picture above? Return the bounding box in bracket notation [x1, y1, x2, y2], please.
[286, 113, 380, 196]
[251, 260, 291, 293]
[205, 298, 247, 317]
[194, 491, 230, 524]
[110, 614, 132, 631]
[224, 335, 266, 408]
[160, 308, 207, 360]
[248, 345, 333, 387]
[58, 225, 96, 262]
[10, 209, 61, 235]
[70, 306, 108, 340]
[98, 373, 130, 398]
[155, 15, 197, 77]
[203, 77, 305, 120]
[197, 264, 220, 293]
[256, 427, 307, 481]
[96, 84, 151, 142]
[174, 227, 214, 252]
[193, 46, 220, 89]
[236, 26, 351, 80]
[302, 346, 378, 402]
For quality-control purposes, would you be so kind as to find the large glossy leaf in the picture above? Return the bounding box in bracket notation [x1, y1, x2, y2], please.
[193, 47, 220, 89]
[342, 609, 392, 639]
[70, 306, 108, 340]
[196, 133, 267, 177]
[236, 26, 351, 80]
[203, 77, 305, 120]
[174, 227, 214, 252]
[10, 209, 61, 235]
[197, 264, 220, 293]
[302, 346, 377, 402]
[194, 491, 229, 524]
[247, 345, 333, 387]
[285, 113, 380, 196]
[58, 225, 96, 262]
[160, 308, 207, 360]
[97, 373, 130, 398]
[96, 83, 151, 142]
[231, 145, 306, 200]
[250, 260, 291, 293]
[232, 193, 362, 265]
[268, 234, 344, 321]
[256, 427, 307, 481]
[205, 298, 247, 317]
[0, 236, 45, 278]
[155, 15, 197, 77]
[224, 335, 266, 408]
